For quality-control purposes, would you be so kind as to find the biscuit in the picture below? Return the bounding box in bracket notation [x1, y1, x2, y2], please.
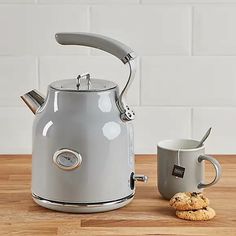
[169, 192, 210, 211]
[176, 207, 216, 221]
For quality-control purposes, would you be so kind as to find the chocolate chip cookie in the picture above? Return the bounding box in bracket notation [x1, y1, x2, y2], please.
[169, 192, 210, 211]
[176, 207, 216, 221]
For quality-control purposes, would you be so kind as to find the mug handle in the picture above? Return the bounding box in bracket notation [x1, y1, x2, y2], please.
[198, 155, 222, 189]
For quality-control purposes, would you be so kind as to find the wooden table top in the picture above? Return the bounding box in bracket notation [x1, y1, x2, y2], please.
[0, 155, 235, 236]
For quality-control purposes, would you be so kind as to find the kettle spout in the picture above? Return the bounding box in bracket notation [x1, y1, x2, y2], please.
[21, 90, 45, 114]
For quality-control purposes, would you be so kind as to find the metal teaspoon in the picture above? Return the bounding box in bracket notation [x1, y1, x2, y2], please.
[196, 127, 212, 148]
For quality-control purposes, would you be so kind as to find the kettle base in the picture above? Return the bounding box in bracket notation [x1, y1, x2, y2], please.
[32, 193, 134, 213]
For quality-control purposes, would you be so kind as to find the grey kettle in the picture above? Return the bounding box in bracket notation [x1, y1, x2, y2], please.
[21, 32, 148, 213]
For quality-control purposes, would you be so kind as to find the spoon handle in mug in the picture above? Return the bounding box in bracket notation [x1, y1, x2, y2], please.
[197, 155, 222, 189]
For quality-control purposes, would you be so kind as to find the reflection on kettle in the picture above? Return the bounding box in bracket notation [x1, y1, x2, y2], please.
[42, 121, 53, 137]
[53, 91, 59, 113]
[98, 91, 112, 113]
[102, 121, 121, 140]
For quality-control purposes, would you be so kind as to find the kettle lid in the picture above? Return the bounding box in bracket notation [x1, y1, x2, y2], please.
[50, 73, 117, 92]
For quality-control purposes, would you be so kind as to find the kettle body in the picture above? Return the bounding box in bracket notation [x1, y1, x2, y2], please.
[21, 33, 147, 213]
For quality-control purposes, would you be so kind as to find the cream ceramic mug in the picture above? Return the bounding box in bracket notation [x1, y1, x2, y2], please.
[157, 139, 222, 200]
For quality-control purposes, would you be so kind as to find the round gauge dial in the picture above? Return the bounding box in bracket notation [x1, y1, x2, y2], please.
[53, 149, 82, 170]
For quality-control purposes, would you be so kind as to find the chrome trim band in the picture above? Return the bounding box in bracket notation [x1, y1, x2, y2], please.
[32, 193, 134, 213]
[50, 84, 117, 93]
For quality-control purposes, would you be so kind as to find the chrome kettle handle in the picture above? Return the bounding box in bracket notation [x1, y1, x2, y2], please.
[55, 32, 136, 121]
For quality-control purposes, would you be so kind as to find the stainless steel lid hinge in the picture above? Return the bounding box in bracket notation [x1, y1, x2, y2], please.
[118, 102, 135, 122]
[117, 57, 136, 122]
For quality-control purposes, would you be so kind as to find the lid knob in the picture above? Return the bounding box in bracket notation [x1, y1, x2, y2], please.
[77, 73, 91, 90]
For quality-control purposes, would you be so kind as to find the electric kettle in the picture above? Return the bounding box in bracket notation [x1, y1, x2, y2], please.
[21, 32, 148, 213]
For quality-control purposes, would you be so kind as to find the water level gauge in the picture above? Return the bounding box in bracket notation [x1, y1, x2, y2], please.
[53, 149, 82, 170]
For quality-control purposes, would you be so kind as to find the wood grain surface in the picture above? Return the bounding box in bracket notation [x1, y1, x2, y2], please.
[0, 155, 235, 236]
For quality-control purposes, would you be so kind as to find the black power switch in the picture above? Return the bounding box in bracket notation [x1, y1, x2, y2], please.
[130, 172, 135, 190]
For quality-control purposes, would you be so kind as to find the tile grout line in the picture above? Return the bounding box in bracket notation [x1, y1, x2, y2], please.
[1, 1, 236, 6]
[191, 5, 194, 56]
[88, 5, 91, 33]
[132, 105, 236, 108]
[27, 1, 236, 5]
[88, 5, 92, 56]
[190, 107, 194, 139]
[139, 57, 142, 106]
[36, 56, 40, 90]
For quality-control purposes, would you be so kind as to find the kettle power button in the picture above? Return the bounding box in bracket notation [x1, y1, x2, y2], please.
[53, 149, 82, 170]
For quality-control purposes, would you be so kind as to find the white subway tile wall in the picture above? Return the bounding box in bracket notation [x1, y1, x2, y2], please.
[0, 57, 37, 106]
[32, 5, 89, 55]
[38, 0, 139, 3]
[0, 0, 35, 3]
[0, 1, 235, 154]
[0, 6, 33, 55]
[0, 108, 33, 154]
[133, 107, 191, 153]
[90, 6, 191, 55]
[193, 108, 236, 154]
[194, 6, 236, 55]
[141, 56, 236, 106]
[142, 0, 236, 3]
